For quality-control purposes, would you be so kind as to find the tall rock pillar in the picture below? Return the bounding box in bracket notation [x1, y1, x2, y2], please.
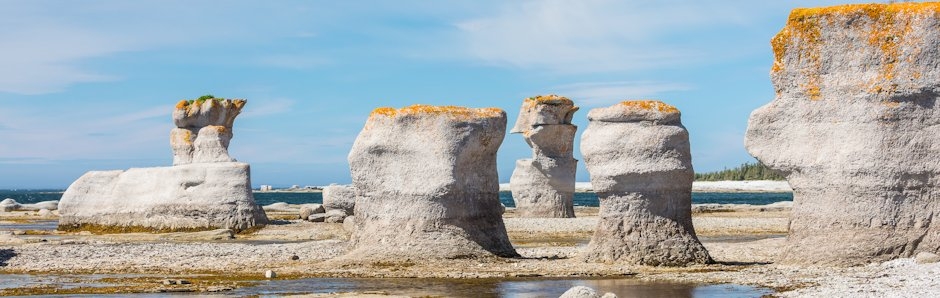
[345, 104, 519, 260]
[509, 95, 579, 218]
[581, 100, 711, 266]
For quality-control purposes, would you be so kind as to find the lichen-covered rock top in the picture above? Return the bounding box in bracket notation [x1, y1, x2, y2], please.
[369, 104, 504, 120]
[746, 2, 940, 266]
[772, 2, 940, 100]
[586, 100, 680, 124]
[173, 98, 246, 128]
[511, 94, 579, 133]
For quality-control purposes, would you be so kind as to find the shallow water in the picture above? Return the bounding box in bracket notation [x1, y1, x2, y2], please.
[232, 277, 773, 298]
[0, 220, 58, 231]
[2, 190, 793, 207]
[3, 275, 772, 297]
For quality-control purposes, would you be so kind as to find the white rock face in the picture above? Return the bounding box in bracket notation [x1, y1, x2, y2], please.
[59, 162, 267, 231]
[509, 95, 579, 218]
[745, 3, 940, 265]
[58, 98, 267, 232]
[171, 99, 245, 166]
[581, 101, 711, 266]
[322, 184, 357, 216]
[0, 199, 59, 212]
[345, 105, 518, 259]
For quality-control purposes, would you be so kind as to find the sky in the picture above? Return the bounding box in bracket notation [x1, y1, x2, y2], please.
[0, 0, 884, 189]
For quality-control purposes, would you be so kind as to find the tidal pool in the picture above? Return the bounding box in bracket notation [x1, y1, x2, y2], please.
[232, 277, 773, 298]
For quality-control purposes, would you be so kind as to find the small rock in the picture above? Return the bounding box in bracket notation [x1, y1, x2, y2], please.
[299, 204, 325, 219]
[265, 270, 277, 278]
[342, 216, 357, 232]
[290, 255, 300, 261]
[307, 213, 327, 222]
[559, 286, 599, 298]
[160, 279, 191, 285]
[37, 209, 52, 217]
[206, 286, 233, 292]
[324, 209, 347, 223]
[601, 293, 618, 298]
[157, 288, 195, 293]
[11, 230, 25, 236]
[915, 252, 940, 264]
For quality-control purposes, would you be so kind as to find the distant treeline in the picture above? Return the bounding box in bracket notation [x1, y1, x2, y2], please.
[695, 162, 786, 181]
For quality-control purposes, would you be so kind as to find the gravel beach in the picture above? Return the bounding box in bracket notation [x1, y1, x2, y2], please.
[1, 201, 937, 296]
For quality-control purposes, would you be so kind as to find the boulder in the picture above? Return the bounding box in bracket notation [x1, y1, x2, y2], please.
[59, 162, 268, 232]
[509, 95, 579, 218]
[0, 198, 19, 212]
[345, 104, 518, 259]
[171, 98, 245, 166]
[324, 209, 347, 223]
[299, 204, 325, 220]
[558, 286, 618, 298]
[58, 98, 267, 233]
[580, 100, 711, 266]
[745, 3, 940, 265]
[322, 184, 357, 215]
[0, 199, 59, 212]
[307, 213, 327, 222]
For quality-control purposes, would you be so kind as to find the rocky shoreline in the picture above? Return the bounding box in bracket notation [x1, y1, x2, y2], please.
[2, 201, 936, 296]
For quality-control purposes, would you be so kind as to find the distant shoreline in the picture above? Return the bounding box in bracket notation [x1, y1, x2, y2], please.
[2, 180, 793, 194]
[500, 180, 793, 193]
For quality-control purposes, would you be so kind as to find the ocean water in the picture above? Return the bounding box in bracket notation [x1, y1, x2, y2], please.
[1, 190, 792, 207]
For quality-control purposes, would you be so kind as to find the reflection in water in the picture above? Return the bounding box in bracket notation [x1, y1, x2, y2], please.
[0, 220, 58, 231]
[234, 277, 772, 298]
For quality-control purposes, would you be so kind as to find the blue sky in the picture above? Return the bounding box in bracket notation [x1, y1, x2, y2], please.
[0, 0, 878, 189]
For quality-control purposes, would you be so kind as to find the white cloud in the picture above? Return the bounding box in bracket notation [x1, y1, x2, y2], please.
[552, 81, 690, 107]
[454, 0, 751, 74]
[0, 2, 328, 95]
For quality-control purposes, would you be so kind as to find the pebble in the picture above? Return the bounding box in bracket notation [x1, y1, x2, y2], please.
[265, 270, 277, 278]
[291, 255, 300, 261]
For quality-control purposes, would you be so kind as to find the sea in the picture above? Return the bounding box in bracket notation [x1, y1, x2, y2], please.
[0, 189, 793, 207]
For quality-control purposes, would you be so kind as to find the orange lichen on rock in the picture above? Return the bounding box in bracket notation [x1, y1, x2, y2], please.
[369, 104, 504, 120]
[175, 100, 190, 109]
[524, 94, 573, 105]
[772, 2, 940, 99]
[619, 100, 679, 113]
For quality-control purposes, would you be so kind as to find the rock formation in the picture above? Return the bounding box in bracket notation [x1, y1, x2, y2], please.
[580, 100, 711, 266]
[171, 98, 245, 165]
[58, 98, 267, 232]
[509, 95, 579, 218]
[322, 184, 357, 216]
[745, 3, 940, 265]
[345, 104, 518, 260]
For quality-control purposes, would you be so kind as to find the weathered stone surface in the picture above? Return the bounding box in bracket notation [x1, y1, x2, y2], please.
[558, 286, 618, 298]
[1, 199, 59, 212]
[171, 98, 246, 166]
[580, 100, 711, 266]
[345, 105, 518, 260]
[322, 184, 357, 215]
[59, 162, 267, 232]
[58, 98, 267, 232]
[745, 3, 940, 266]
[509, 95, 579, 218]
[299, 204, 325, 220]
